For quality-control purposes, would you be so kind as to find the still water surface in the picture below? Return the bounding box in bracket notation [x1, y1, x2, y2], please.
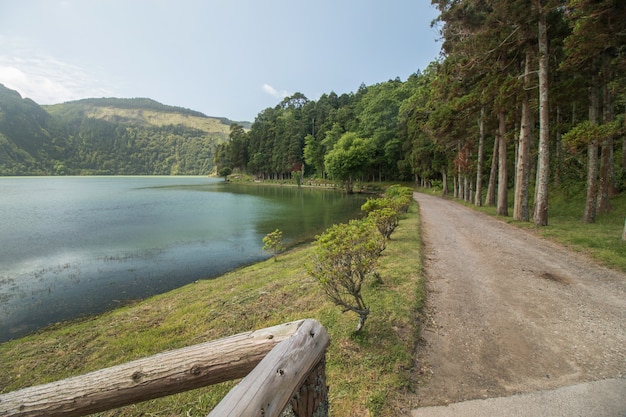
[0, 176, 366, 342]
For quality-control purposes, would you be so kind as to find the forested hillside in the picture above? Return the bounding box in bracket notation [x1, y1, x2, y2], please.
[0, 85, 52, 174]
[216, 0, 625, 224]
[0, 86, 240, 175]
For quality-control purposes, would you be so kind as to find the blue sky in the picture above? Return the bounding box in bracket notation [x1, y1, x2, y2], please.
[0, 1, 441, 122]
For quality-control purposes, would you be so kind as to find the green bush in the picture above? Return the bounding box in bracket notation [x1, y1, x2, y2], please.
[309, 219, 384, 332]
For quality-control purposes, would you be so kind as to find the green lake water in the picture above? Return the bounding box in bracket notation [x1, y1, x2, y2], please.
[0, 176, 366, 342]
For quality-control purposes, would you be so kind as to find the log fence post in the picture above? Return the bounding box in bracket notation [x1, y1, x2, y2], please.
[0, 319, 329, 417]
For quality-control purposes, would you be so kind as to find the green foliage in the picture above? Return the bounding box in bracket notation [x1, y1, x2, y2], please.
[361, 197, 392, 213]
[309, 219, 384, 332]
[368, 207, 399, 241]
[303, 133, 325, 177]
[228, 123, 248, 172]
[360, 186, 412, 245]
[0, 84, 52, 174]
[324, 132, 375, 193]
[218, 166, 232, 180]
[385, 185, 413, 213]
[262, 229, 285, 261]
[384, 184, 414, 198]
[292, 170, 303, 187]
[563, 118, 625, 150]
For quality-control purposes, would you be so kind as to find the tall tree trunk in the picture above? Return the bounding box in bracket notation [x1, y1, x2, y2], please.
[486, 135, 498, 206]
[583, 76, 600, 223]
[598, 136, 614, 213]
[534, 11, 550, 226]
[597, 55, 614, 213]
[554, 106, 562, 187]
[475, 106, 485, 206]
[456, 166, 465, 200]
[514, 51, 533, 222]
[463, 174, 470, 201]
[622, 108, 626, 174]
[441, 170, 449, 195]
[497, 111, 508, 216]
[584, 144, 599, 223]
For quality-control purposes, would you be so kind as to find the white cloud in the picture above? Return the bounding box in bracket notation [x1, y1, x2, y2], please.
[262, 83, 289, 99]
[0, 42, 114, 104]
[0, 64, 74, 103]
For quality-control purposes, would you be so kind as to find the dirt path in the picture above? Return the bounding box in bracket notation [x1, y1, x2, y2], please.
[410, 192, 626, 408]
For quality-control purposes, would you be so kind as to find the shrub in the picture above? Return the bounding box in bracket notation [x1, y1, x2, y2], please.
[368, 207, 399, 242]
[309, 219, 384, 332]
[262, 229, 285, 261]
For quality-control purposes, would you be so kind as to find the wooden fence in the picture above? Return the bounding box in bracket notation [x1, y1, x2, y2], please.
[0, 319, 330, 417]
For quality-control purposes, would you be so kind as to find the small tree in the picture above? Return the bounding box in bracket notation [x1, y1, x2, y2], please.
[292, 170, 303, 188]
[218, 166, 232, 182]
[368, 207, 398, 243]
[384, 185, 413, 214]
[361, 197, 392, 214]
[262, 229, 285, 261]
[309, 219, 383, 332]
[324, 132, 375, 194]
[384, 184, 414, 199]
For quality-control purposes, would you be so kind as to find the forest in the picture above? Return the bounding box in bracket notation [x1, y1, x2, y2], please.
[215, 0, 625, 225]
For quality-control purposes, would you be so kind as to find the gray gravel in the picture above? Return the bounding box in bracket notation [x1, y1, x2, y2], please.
[409, 192, 626, 415]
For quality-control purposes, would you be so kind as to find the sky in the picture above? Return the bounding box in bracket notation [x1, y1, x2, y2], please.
[0, 1, 441, 122]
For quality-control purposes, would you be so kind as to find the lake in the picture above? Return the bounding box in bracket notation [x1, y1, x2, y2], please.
[0, 176, 367, 342]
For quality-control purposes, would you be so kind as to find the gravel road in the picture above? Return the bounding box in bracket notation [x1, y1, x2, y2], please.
[409, 192, 626, 411]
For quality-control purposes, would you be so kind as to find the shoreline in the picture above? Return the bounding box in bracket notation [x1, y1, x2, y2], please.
[0, 177, 367, 343]
[0, 203, 424, 416]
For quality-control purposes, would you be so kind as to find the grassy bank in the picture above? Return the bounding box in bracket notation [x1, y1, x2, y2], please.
[0, 202, 423, 416]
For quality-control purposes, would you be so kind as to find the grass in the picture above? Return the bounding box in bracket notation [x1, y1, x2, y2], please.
[0, 203, 423, 416]
[86, 107, 232, 136]
[421, 184, 626, 272]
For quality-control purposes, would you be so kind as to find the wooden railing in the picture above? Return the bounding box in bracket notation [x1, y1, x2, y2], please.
[0, 319, 330, 417]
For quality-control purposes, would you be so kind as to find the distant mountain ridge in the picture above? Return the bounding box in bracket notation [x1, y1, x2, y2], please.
[50, 97, 211, 118]
[44, 97, 251, 128]
[0, 84, 250, 175]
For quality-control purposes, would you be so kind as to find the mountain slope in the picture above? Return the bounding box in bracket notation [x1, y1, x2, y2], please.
[0, 87, 248, 175]
[43, 97, 247, 134]
[0, 85, 52, 174]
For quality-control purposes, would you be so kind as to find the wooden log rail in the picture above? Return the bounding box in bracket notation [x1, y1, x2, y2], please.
[0, 319, 330, 417]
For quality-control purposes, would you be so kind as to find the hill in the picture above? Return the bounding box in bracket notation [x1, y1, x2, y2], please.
[43, 97, 251, 132]
[0, 85, 249, 175]
[0, 85, 52, 174]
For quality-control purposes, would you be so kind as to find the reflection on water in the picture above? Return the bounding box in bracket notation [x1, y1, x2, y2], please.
[0, 176, 366, 342]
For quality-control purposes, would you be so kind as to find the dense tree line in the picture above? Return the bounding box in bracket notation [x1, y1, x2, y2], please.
[426, 0, 625, 225]
[216, 80, 421, 188]
[218, 0, 625, 224]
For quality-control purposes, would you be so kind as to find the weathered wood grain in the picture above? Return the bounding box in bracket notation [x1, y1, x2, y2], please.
[0, 320, 305, 417]
[207, 319, 330, 417]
